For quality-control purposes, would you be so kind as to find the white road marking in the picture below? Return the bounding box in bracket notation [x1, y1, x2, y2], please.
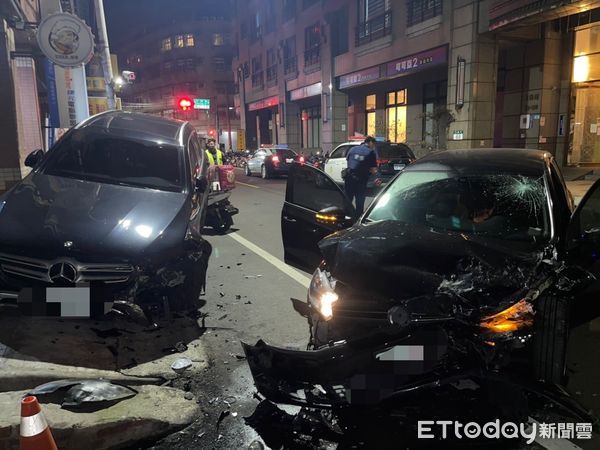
[227, 232, 311, 288]
[237, 181, 259, 189]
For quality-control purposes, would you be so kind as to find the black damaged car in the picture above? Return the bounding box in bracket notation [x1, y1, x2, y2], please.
[0, 111, 211, 315]
[244, 148, 600, 409]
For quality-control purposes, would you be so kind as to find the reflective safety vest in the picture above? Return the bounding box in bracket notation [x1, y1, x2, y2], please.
[205, 149, 223, 165]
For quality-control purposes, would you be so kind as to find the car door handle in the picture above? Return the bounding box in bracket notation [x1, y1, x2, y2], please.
[282, 216, 297, 223]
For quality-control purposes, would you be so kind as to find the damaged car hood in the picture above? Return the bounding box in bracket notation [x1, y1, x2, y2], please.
[319, 220, 546, 308]
[0, 173, 188, 259]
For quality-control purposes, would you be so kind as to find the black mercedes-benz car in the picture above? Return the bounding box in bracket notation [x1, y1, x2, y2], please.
[0, 111, 212, 315]
[244, 149, 600, 408]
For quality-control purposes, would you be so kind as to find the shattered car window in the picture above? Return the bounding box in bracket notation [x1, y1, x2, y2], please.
[367, 171, 549, 241]
[43, 130, 184, 192]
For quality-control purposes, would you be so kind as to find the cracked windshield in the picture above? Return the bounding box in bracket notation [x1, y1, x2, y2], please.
[2, 1, 600, 449]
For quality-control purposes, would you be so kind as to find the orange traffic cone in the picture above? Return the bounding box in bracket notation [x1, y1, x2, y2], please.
[19, 396, 58, 450]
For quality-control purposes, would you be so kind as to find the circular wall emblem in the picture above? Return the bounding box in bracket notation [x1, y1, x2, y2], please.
[37, 13, 94, 68]
[49, 262, 78, 284]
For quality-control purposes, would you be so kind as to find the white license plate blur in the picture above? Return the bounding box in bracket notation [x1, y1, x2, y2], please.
[394, 164, 405, 171]
[375, 345, 424, 361]
[286, 158, 293, 163]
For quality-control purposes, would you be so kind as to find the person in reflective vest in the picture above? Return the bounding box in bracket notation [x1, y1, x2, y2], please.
[205, 138, 223, 165]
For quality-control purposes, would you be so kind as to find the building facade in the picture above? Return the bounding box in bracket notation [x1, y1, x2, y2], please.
[232, 0, 600, 168]
[116, 1, 241, 149]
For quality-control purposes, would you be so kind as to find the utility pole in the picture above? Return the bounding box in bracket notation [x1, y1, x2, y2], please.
[94, 0, 116, 109]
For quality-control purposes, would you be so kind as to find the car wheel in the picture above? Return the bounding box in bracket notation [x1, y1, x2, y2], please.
[214, 214, 233, 234]
[261, 165, 269, 179]
[245, 165, 252, 176]
[532, 295, 569, 384]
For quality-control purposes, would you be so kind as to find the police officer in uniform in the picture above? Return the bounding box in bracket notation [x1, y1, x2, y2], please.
[344, 136, 378, 216]
[205, 138, 224, 166]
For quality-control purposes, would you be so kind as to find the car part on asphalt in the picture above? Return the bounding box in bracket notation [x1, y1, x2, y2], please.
[171, 357, 193, 374]
[28, 379, 138, 408]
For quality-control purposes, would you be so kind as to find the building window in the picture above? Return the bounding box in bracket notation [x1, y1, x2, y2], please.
[301, 106, 321, 149]
[251, 56, 264, 88]
[175, 35, 185, 48]
[265, 0, 276, 33]
[356, 0, 392, 47]
[161, 37, 172, 51]
[407, 0, 442, 27]
[163, 61, 173, 72]
[303, 0, 319, 10]
[386, 89, 407, 142]
[266, 48, 277, 86]
[283, 0, 296, 22]
[213, 33, 224, 46]
[176, 59, 186, 71]
[213, 57, 226, 71]
[304, 23, 322, 70]
[185, 34, 195, 47]
[251, 11, 263, 43]
[184, 58, 196, 71]
[366, 94, 377, 137]
[283, 36, 297, 76]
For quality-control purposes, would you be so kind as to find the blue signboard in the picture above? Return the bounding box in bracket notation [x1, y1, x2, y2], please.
[44, 58, 60, 129]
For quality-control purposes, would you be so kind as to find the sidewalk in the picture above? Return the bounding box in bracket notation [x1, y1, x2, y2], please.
[566, 180, 595, 206]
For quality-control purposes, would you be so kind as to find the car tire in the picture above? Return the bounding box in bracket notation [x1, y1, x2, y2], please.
[532, 295, 569, 384]
[261, 165, 269, 179]
[214, 214, 233, 234]
[245, 165, 252, 176]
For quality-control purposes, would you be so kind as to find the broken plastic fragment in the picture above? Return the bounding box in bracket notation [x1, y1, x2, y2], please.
[171, 357, 193, 373]
[28, 379, 137, 408]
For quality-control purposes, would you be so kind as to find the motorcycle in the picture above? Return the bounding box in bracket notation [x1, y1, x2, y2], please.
[205, 165, 239, 234]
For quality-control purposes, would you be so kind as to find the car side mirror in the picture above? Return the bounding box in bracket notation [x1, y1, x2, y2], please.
[315, 206, 349, 226]
[195, 175, 208, 193]
[25, 149, 45, 168]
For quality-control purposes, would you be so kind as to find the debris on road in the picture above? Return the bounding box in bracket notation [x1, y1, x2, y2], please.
[218, 314, 228, 320]
[184, 392, 194, 401]
[171, 358, 193, 374]
[223, 396, 237, 406]
[244, 275, 263, 279]
[219, 292, 225, 297]
[28, 379, 138, 408]
[174, 341, 188, 353]
[216, 410, 230, 429]
[248, 440, 264, 450]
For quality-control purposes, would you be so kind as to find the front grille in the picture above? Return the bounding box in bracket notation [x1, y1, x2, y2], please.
[0, 253, 134, 285]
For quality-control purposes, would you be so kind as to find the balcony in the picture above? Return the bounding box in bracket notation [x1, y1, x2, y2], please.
[266, 65, 278, 87]
[304, 46, 321, 73]
[284, 56, 298, 78]
[407, 0, 442, 27]
[252, 71, 264, 90]
[355, 10, 393, 47]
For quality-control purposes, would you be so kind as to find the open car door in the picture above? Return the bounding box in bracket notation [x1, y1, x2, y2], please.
[282, 163, 355, 273]
[566, 178, 600, 324]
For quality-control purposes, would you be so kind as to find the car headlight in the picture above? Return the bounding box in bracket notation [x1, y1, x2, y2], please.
[479, 299, 534, 333]
[308, 267, 338, 321]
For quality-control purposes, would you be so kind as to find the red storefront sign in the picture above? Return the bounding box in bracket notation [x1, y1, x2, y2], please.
[248, 96, 279, 111]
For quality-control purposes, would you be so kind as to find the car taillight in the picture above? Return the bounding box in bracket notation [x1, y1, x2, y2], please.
[299, 156, 305, 163]
[272, 155, 280, 163]
[377, 159, 389, 165]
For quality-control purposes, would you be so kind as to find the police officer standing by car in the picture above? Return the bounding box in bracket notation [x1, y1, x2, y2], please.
[344, 136, 378, 216]
[205, 138, 224, 166]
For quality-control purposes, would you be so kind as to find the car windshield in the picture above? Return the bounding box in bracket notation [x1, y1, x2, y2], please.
[43, 130, 184, 192]
[365, 170, 550, 242]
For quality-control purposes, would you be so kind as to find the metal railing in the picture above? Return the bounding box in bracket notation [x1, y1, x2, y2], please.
[304, 46, 321, 70]
[283, 56, 297, 76]
[355, 10, 392, 47]
[407, 0, 442, 27]
[251, 71, 264, 89]
[266, 64, 278, 86]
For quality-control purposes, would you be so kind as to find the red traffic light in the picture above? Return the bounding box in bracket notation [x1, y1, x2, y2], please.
[178, 97, 193, 111]
[208, 129, 215, 136]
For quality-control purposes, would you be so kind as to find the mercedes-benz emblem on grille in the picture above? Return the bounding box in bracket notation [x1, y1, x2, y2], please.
[48, 262, 78, 284]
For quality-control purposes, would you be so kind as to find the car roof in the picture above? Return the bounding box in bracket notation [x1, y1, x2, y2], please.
[406, 148, 551, 175]
[76, 111, 187, 146]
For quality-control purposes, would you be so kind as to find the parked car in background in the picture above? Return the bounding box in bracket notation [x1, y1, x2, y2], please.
[245, 145, 304, 179]
[246, 148, 600, 411]
[324, 138, 416, 188]
[0, 111, 212, 315]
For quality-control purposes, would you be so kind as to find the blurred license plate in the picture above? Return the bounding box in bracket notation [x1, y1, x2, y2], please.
[286, 158, 293, 163]
[394, 164, 405, 171]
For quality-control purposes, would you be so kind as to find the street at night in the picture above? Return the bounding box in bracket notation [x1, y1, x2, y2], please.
[3, 0, 600, 449]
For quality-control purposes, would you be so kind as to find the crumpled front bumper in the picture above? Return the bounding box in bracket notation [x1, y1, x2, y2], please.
[242, 328, 448, 408]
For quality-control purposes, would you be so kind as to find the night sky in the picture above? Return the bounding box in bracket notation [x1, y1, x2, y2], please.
[104, 0, 233, 48]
